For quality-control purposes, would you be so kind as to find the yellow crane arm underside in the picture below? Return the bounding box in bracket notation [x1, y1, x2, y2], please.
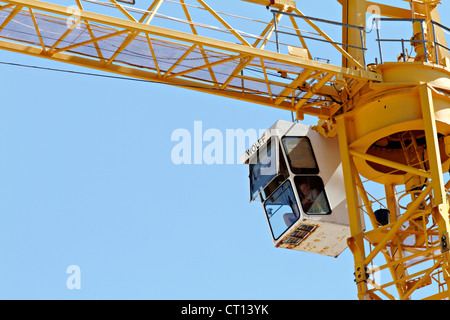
[0, 0, 380, 120]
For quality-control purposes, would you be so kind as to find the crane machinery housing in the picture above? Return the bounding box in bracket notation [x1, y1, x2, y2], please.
[0, 0, 449, 300]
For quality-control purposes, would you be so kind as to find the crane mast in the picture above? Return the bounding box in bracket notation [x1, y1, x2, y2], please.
[337, 0, 450, 300]
[0, 0, 449, 300]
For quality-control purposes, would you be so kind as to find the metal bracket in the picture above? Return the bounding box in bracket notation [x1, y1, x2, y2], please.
[354, 263, 369, 284]
[442, 233, 449, 252]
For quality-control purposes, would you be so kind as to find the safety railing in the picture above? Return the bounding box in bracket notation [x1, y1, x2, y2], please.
[375, 17, 450, 65]
[271, 10, 367, 70]
[374, 18, 428, 64]
[431, 20, 450, 63]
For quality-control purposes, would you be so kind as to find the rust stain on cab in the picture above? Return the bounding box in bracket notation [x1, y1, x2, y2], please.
[276, 224, 318, 250]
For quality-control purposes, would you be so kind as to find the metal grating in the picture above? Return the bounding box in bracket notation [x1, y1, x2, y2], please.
[0, 0, 381, 119]
[284, 224, 315, 245]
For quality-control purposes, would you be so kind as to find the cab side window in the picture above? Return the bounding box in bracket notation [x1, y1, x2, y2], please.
[294, 176, 331, 215]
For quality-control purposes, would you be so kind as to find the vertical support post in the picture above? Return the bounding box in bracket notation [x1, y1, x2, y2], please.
[401, 39, 406, 62]
[343, 0, 366, 69]
[273, 11, 280, 53]
[376, 19, 383, 64]
[420, 22, 429, 63]
[359, 29, 366, 69]
[432, 22, 439, 64]
[426, 4, 450, 62]
[419, 84, 450, 298]
[341, 0, 348, 68]
[336, 116, 369, 300]
[420, 85, 446, 205]
[384, 184, 399, 226]
[384, 183, 409, 297]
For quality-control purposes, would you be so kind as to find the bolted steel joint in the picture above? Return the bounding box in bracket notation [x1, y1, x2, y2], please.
[353, 265, 369, 283]
[442, 233, 449, 252]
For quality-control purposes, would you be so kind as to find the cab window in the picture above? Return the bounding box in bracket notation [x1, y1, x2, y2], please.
[249, 139, 277, 201]
[294, 176, 331, 215]
[264, 180, 300, 240]
[281, 136, 319, 174]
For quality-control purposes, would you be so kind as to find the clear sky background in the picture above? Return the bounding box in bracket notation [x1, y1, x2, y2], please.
[0, 0, 448, 300]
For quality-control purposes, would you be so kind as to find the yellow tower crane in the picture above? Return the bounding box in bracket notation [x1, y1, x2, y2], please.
[0, 0, 448, 300]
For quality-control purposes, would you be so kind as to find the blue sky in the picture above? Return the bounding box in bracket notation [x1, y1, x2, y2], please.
[0, 0, 448, 300]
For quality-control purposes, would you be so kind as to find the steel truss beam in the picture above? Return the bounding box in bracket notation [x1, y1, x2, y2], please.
[338, 84, 450, 300]
[0, 0, 380, 119]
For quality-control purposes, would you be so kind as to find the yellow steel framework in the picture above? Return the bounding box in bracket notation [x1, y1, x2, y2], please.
[0, 0, 380, 119]
[0, 0, 449, 300]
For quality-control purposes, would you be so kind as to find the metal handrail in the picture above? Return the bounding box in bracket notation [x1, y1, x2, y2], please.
[374, 17, 428, 64]
[271, 10, 367, 69]
[375, 17, 450, 64]
[430, 20, 450, 63]
[270, 13, 450, 67]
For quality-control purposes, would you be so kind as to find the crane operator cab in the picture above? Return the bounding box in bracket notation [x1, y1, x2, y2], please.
[242, 120, 356, 257]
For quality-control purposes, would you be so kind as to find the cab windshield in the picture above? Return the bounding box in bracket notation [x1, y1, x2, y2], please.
[249, 139, 277, 200]
[264, 180, 300, 240]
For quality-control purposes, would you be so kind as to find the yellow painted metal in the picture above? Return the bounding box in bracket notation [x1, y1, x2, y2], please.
[241, 0, 296, 10]
[337, 116, 370, 300]
[341, 0, 365, 69]
[336, 56, 450, 299]
[0, 0, 449, 299]
[0, 0, 379, 121]
[333, 0, 450, 299]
